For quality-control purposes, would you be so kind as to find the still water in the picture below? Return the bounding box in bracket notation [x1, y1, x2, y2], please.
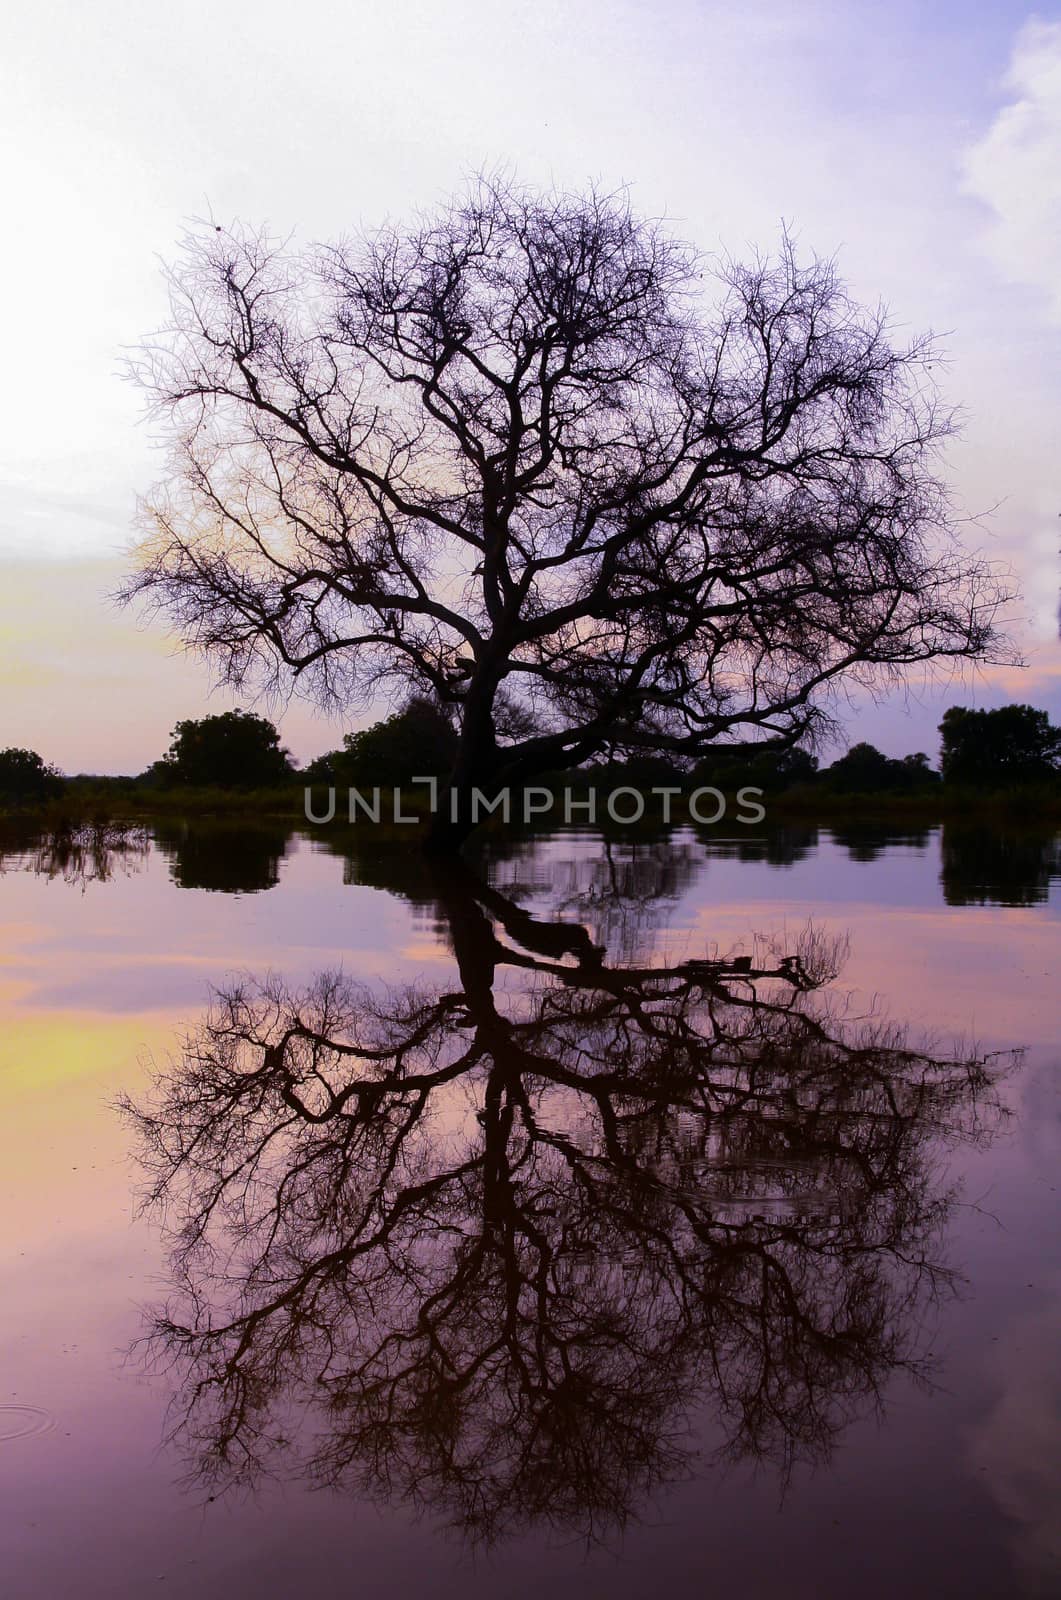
[0, 821, 1057, 1599]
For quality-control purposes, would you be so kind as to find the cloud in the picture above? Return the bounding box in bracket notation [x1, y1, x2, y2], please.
[963, 19, 1061, 319]
[966, 1288, 1061, 1591]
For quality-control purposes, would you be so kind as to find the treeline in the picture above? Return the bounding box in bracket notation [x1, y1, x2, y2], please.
[2, 701, 1060, 810]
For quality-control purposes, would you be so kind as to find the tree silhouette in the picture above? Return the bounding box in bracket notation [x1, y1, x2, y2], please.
[123, 859, 1009, 1543]
[304, 696, 457, 790]
[821, 741, 939, 793]
[122, 177, 1010, 847]
[151, 710, 293, 789]
[0, 747, 64, 805]
[940, 704, 1061, 786]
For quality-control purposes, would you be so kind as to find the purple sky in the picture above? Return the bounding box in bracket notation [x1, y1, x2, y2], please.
[1, 0, 1059, 772]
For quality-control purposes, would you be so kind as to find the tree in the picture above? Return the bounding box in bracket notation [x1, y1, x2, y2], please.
[899, 750, 937, 781]
[692, 740, 818, 792]
[123, 178, 1010, 849]
[939, 704, 1061, 786]
[304, 696, 456, 789]
[156, 710, 293, 789]
[822, 741, 891, 791]
[0, 747, 64, 804]
[822, 741, 939, 793]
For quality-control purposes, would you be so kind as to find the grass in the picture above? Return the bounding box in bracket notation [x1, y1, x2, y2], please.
[770, 781, 1061, 825]
[2, 776, 1059, 837]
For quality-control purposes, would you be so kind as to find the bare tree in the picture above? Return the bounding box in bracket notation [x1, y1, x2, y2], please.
[122, 177, 1012, 847]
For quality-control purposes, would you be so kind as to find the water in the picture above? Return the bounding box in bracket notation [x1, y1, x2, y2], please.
[0, 821, 1057, 1598]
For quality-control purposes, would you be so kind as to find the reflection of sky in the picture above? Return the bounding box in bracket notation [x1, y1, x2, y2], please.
[1, 829, 1058, 1051]
[485, 828, 1061, 1048]
[967, 1292, 1061, 1589]
[0, 827, 1058, 1598]
[0, 838, 428, 1014]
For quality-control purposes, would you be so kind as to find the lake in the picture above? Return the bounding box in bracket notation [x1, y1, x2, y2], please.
[0, 820, 1058, 1599]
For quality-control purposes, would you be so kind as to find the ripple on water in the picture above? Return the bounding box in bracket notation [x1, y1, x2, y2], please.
[0, 1405, 57, 1442]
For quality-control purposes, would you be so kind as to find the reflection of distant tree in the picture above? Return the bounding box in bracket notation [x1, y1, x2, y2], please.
[332, 825, 812, 959]
[124, 860, 1010, 1545]
[329, 831, 704, 959]
[0, 821, 150, 887]
[152, 822, 292, 894]
[703, 824, 818, 867]
[940, 825, 1061, 907]
[829, 824, 933, 864]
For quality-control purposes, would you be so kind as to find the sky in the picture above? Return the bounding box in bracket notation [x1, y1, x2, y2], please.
[1, 0, 1059, 773]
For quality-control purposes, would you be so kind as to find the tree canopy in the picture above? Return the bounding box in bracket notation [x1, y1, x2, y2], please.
[821, 741, 938, 793]
[153, 710, 293, 789]
[304, 696, 456, 789]
[693, 740, 818, 792]
[123, 177, 1011, 845]
[940, 704, 1061, 786]
[0, 747, 64, 805]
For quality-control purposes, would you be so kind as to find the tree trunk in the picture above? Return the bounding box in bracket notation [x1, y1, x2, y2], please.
[423, 677, 501, 854]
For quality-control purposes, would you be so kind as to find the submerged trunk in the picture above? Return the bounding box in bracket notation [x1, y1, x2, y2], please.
[423, 804, 479, 854]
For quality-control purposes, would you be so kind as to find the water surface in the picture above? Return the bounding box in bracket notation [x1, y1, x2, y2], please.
[0, 821, 1057, 1598]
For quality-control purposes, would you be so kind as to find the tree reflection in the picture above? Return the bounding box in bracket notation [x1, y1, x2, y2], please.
[829, 823, 933, 863]
[940, 824, 1061, 907]
[0, 821, 150, 887]
[124, 858, 1009, 1544]
[152, 820, 291, 893]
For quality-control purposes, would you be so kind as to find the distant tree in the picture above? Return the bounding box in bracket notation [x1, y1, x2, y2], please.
[939, 705, 1061, 786]
[821, 742, 894, 793]
[822, 741, 937, 793]
[306, 698, 457, 791]
[157, 711, 294, 789]
[123, 177, 1010, 849]
[693, 742, 818, 792]
[899, 751, 936, 779]
[299, 751, 339, 788]
[585, 752, 687, 790]
[0, 747, 64, 804]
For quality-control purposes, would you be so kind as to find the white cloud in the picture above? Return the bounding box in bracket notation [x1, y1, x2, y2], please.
[963, 18, 1061, 319]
